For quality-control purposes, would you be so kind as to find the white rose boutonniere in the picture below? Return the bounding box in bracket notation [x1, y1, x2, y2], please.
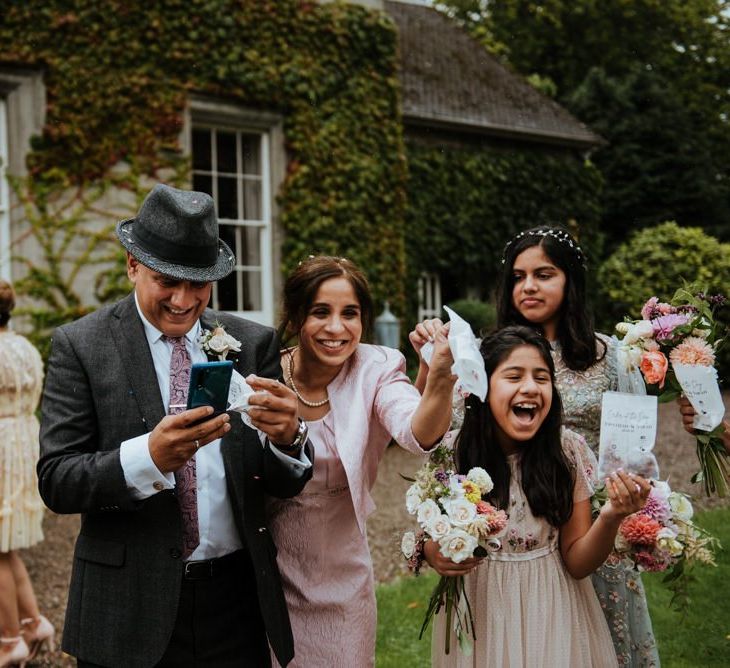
[198, 323, 242, 361]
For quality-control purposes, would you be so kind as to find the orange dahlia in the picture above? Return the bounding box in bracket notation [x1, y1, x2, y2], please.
[619, 513, 662, 546]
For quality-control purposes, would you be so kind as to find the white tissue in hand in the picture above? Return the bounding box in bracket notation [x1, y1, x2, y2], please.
[227, 370, 269, 428]
[443, 306, 488, 402]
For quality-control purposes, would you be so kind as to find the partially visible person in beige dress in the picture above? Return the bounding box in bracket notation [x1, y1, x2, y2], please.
[0, 280, 54, 667]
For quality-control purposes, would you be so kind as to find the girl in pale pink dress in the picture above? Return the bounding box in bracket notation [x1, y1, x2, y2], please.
[267, 256, 457, 667]
[426, 326, 651, 668]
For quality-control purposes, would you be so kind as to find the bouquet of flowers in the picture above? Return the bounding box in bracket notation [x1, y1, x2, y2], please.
[400, 438, 507, 655]
[592, 480, 718, 612]
[614, 285, 728, 496]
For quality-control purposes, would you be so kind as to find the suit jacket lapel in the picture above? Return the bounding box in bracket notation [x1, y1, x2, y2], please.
[110, 293, 166, 430]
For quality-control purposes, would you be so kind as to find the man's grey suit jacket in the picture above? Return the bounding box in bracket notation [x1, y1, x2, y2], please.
[38, 293, 311, 667]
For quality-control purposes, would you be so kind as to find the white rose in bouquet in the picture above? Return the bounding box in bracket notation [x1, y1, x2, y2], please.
[669, 492, 694, 521]
[417, 499, 441, 525]
[439, 529, 479, 564]
[466, 467, 493, 494]
[401, 531, 417, 559]
[406, 484, 423, 514]
[656, 528, 683, 557]
[426, 514, 452, 541]
[442, 498, 477, 527]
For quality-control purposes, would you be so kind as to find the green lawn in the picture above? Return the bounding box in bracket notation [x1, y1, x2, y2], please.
[376, 507, 730, 667]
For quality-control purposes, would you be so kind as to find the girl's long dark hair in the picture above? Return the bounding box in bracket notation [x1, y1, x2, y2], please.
[456, 326, 574, 527]
[496, 225, 605, 371]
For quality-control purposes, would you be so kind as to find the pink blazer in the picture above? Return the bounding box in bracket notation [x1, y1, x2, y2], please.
[326, 344, 430, 534]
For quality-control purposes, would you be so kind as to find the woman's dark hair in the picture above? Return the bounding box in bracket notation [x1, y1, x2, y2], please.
[455, 325, 574, 527]
[496, 225, 605, 371]
[277, 255, 374, 343]
[0, 280, 15, 328]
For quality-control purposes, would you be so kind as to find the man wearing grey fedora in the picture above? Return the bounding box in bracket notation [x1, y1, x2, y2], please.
[38, 184, 313, 667]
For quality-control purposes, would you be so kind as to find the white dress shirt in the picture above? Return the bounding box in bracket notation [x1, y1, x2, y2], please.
[119, 294, 309, 560]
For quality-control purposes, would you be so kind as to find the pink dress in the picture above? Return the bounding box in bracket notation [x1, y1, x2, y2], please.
[432, 429, 618, 668]
[268, 413, 375, 666]
[267, 344, 429, 667]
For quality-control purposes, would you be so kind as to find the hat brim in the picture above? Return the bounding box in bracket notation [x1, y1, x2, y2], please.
[116, 218, 235, 282]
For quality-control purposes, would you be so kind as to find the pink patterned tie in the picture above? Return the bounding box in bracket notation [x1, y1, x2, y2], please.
[165, 335, 199, 559]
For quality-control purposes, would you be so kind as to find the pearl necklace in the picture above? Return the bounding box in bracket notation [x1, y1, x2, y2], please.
[285, 350, 330, 408]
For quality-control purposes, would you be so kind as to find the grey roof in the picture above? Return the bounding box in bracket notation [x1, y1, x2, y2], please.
[384, 1, 602, 149]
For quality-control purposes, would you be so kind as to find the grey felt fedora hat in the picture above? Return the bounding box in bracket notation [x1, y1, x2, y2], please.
[116, 184, 235, 282]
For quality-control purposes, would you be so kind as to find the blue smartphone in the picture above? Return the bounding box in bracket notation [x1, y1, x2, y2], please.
[186, 361, 234, 417]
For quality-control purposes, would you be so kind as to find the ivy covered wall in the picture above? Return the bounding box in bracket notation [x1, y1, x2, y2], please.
[403, 138, 604, 324]
[1, 0, 603, 354]
[0, 0, 407, 347]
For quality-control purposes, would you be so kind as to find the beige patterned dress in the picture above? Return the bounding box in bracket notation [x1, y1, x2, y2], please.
[0, 330, 45, 552]
[432, 429, 617, 667]
[553, 334, 659, 667]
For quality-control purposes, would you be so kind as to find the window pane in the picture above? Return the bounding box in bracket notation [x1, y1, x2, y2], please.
[192, 173, 212, 197]
[216, 131, 237, 173]
[241, 134, 261, 174]
[243, 179, 262, 220]
[242, 271, 262, 311]
[217, 176, 238, 219]
[239, 226, 261, 266]
[192, 129, 211, 171]
[216, 271, 238, 311]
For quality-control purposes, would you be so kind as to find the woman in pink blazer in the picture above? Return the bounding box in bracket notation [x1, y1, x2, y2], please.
[267, 256, 455, 667]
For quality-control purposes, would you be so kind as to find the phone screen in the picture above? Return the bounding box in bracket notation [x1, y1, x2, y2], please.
[186, 361, 234, 416]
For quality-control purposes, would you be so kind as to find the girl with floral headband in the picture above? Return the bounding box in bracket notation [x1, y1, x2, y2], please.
[427, 326, 650, 667]
[497, 225, 659, 666]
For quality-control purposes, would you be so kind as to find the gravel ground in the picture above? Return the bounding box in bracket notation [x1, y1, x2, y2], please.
[21, 393, 729, 666]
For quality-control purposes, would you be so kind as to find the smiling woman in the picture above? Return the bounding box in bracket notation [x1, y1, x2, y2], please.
[266, 256, 457, 668]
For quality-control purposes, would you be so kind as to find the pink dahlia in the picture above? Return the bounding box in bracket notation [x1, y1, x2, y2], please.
[640, 492, 671, 524]
[642, 297, 675, 320]
[669, 336, 715, 367]
[652, 313, 690, 342]
[620, 513, 662, 546]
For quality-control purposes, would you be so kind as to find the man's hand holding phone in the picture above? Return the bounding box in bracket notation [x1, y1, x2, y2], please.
[149, 361, 234, 473]
[149, 407, 231, 474]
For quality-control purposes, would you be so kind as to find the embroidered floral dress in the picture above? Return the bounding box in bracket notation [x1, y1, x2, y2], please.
[0, 330, 45, 552]
[553, 334, 659, 667]
[432, 429, 617, 667]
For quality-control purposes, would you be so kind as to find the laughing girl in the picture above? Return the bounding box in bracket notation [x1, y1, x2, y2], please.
[428, 326, 650, 668]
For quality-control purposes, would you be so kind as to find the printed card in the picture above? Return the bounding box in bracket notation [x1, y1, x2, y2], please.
[598, 391, 659, 479]
[673, 363, 725, 432]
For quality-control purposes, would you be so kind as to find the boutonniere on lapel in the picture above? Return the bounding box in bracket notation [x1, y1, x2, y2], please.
[198, 322, 242, 361]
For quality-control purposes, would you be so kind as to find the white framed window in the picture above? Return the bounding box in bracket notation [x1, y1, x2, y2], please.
[0, 98, 9, 281]
[418, 272, 442, 322]
[191, 124, 273, 324]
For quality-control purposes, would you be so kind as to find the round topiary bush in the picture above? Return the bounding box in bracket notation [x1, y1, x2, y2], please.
[597, 221, 730, 381]
[447, 299, 497, 337]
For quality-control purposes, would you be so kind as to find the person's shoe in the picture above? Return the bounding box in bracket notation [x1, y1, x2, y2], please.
[0, 636, 29, 667]
[20, 615, 55, 662]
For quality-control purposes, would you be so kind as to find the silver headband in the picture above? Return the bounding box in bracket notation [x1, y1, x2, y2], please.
[501, 228, 587, 268]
